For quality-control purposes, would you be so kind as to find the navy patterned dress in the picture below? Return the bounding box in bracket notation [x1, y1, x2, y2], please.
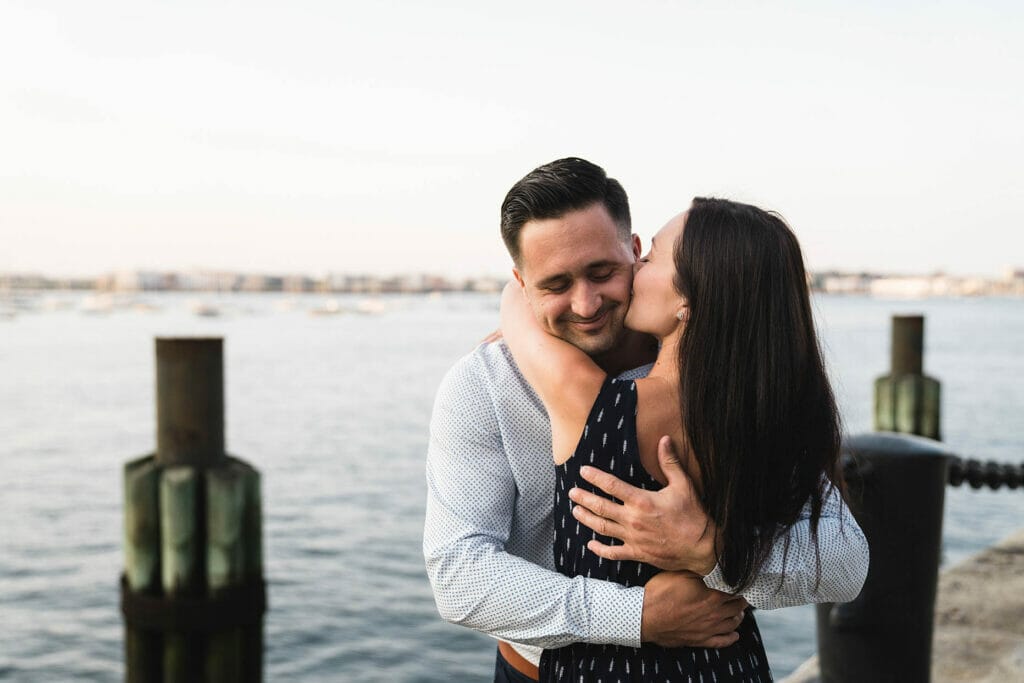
[539, 378, 773, 683]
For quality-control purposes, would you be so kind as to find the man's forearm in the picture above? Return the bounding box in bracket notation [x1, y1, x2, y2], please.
[424, 353, 645, 648]
[702, 484, 870, 609]
[424, 484, 644, 648]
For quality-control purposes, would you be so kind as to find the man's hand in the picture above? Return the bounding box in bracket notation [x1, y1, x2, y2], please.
[568, 435, 720, 575]
[641, 571, 747, 648]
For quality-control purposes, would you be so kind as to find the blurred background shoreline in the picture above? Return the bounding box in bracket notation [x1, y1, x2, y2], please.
[3, 264, 1024, 300]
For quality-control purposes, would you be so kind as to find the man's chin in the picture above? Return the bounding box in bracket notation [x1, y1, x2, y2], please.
[558, 327, 621, 357]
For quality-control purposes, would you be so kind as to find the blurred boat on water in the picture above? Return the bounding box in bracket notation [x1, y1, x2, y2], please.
[274, 297, 300, 313]
[130, 300, 162, 313]
[310, 298, 345, 316]
[80, 294, 115, 315]
[1, 292, 39, 318]
[189, 300, 221, 317]
[355, 298, 386, 315]
[41, 296, 76, 312]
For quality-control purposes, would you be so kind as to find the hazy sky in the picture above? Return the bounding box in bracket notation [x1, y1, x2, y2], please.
[2, 1, 1021, 278]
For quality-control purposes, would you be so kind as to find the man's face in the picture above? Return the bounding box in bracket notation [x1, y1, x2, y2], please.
[513, 202, 640, 356]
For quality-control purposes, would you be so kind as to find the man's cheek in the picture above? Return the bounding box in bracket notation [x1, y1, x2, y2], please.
[611, 277, 634, 304]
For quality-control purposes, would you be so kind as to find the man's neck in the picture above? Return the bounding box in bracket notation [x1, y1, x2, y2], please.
[590, 329, 658, 377]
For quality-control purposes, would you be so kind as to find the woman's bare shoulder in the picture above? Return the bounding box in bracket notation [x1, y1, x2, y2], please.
[634, 377, 687, 485]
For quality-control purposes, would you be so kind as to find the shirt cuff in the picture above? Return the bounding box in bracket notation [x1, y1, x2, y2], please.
[586, 579, 645, 648]
[702, 563, 733, 593]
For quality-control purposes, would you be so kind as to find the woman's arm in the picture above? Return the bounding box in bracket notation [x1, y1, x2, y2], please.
[500, 282, 606, 462]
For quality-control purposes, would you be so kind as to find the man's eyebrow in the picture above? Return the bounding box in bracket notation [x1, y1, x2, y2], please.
[586, 259, 622, 270]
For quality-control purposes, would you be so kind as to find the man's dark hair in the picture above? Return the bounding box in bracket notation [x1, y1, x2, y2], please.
[500, 157, 631, 264]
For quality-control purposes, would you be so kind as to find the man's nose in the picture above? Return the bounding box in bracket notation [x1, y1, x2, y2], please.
[571, 282, 602, 319]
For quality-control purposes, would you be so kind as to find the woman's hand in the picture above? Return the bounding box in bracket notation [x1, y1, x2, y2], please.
[568, 435, 721, 575]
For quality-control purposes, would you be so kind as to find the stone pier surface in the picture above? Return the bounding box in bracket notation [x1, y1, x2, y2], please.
[783, 527, 1024, 682]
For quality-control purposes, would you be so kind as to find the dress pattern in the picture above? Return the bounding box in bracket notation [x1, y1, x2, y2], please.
[539, 378, 773, 682]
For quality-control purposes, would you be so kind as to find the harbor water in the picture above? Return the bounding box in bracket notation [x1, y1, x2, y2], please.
[1, 292, 1022, 681]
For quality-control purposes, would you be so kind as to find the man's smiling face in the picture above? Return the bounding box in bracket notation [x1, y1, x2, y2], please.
[513, 202, 640, 356]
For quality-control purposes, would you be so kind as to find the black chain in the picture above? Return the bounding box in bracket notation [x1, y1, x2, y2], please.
[841, 451, 1022, 490]
[947, 457, 1024, 490]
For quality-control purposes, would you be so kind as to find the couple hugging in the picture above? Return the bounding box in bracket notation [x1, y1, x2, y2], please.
[424, 158, 870, 682]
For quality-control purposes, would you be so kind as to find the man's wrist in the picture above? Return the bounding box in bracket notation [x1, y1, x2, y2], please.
[693, 526, 724, 576]
[695, 553, 718, 577]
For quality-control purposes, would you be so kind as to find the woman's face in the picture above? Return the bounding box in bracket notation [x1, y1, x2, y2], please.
[625, 211, 688, 338]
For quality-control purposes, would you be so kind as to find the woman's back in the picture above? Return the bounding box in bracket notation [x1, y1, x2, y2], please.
[539, 377, 773, 683]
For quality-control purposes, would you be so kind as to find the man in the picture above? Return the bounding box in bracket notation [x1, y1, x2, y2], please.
[424, 158, 868, 682]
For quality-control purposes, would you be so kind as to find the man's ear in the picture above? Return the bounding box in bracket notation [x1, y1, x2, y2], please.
[630, 233, 642, 260]
[512, 268, 526, 290]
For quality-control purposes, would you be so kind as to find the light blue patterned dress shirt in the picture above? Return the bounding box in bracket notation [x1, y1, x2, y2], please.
[424, 341, 869, 666]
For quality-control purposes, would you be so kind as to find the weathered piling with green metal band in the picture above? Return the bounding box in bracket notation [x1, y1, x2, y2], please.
[786, 314, 1024, 682]
[816, 314, 949, 682]
[874, 315, 941, 439]
[121, 338, 266, 682]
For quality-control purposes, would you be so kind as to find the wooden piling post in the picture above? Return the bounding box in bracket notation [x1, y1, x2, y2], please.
[874, 315, 941, 439]
[156, 338, 226, 468]
[161, 466, 202, 682]
[124, 455, 161, 682]
[205, 462, 248, 683]
[125, 456, 162, 592]
[242, 464, 264, 683]
[161, 467, 202, 594]
[121, 337, 266, 682]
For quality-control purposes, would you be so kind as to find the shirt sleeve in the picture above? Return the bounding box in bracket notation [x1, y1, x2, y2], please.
[423, 352, 644, 648]
[702, 482, 870, 609]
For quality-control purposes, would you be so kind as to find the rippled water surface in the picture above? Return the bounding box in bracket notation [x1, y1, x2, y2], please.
[1, 293, 1021, 681]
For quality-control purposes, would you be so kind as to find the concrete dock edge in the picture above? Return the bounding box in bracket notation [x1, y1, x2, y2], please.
[782, 527, 1024, 682]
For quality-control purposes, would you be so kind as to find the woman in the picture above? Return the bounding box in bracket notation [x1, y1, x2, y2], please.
[500, 197, 844, 682]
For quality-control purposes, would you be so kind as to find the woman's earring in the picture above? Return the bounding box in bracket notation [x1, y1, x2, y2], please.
[675, 310, 685, 321]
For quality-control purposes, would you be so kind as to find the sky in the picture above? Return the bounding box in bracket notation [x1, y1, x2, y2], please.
[1, 0, 1022, 279]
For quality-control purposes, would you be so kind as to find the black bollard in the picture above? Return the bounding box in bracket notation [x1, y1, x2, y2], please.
[816, 433, 951, 682]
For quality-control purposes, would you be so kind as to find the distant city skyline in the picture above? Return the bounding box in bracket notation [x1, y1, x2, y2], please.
[3, 2, 1022, 278]
[4, 266, 1023, 300]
